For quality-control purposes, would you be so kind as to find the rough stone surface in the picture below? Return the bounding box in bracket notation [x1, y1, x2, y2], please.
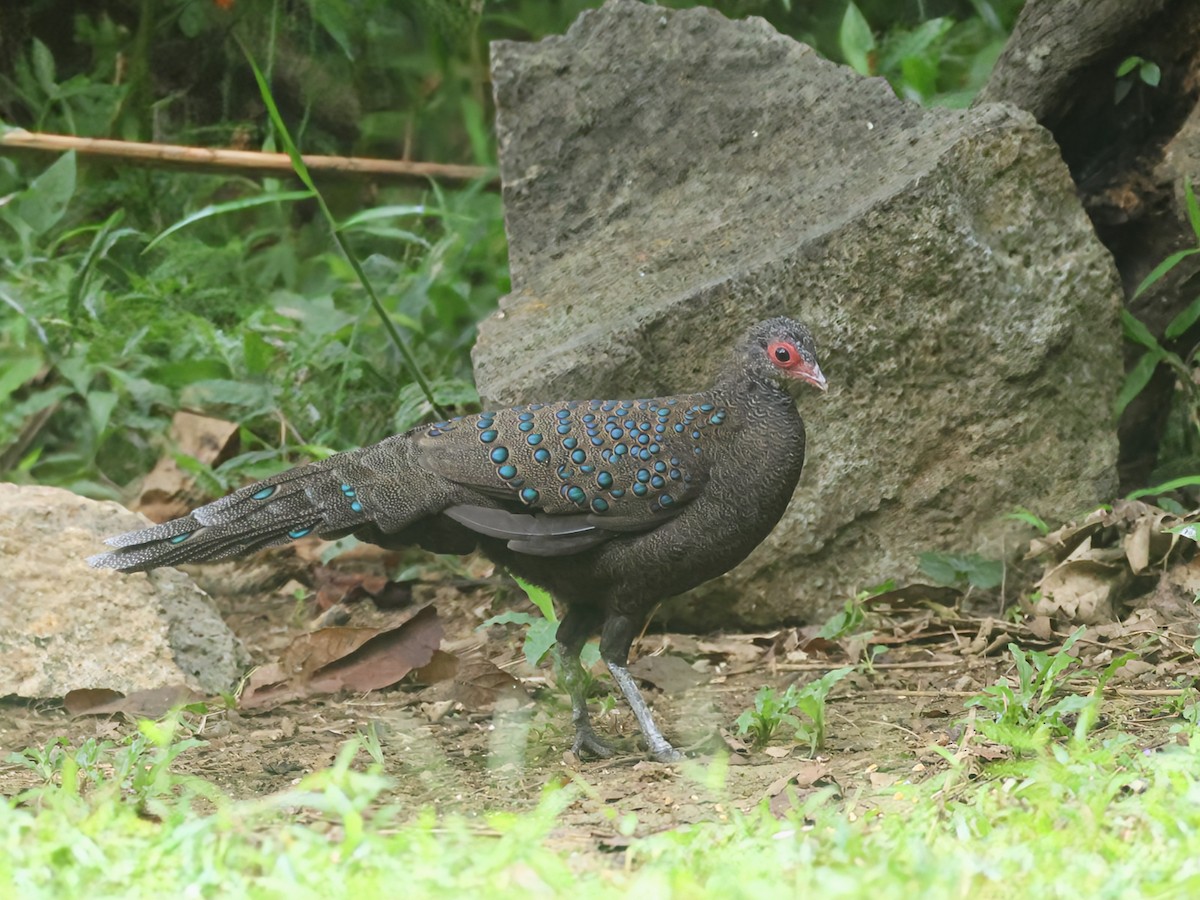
[475, 0, 1124, 627]
[0, 484, 246, 698]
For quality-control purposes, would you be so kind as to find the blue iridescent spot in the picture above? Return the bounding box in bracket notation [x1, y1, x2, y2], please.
[694, 447, 703, 455]
[591, 437, 604, 446]
[701, 403, 714, 412]
[519, 412, 534, 421]
[610, 488, 625, 498]
[481, 430, 498, 443]
[491, 447, 509, 463]
[670, 468, 681, 480]
[351, 501, 363, 512]
[655, 424, 665, 433]
[509, 477, 525, 487]
[583, 414, 596, 423]
[639, 449, 652, 460]
[519, 421, 534, 433]
[253, 485, 277, 500]
[660, 494, 674, 506]
[557, 424, 571, 435]
[597, 471, 613, 488]
[651, 475, 665, 489]
[624, 420, 636, 430]
[610, 428, 624, 440]
[534, 448, 550, 463]
[674, 424, 685, 433]
[633, 483, 648, 496]
[580, 465, 594, 473]
[556, 409, 571, 419]
[567, 486, 587, 504]
[476, 417, 494, 429]
[527, 433, 543, 446]
[600, 449, 612, 463]
[670, 457, 680, 466]
[637, 433, 649, 445]
[649, 444, 660, 453]
[529, 403, 544, 411]
[691, 431, 701, 439]
[557, 465, 574, 480]
[288, 527, 313, 539]
[521, 487, 540, 504]
[614, 443, 628, 456]
[636, 469, 651, 484]
[591, 498, 609, 513]
[499, 464, 517, 479]
[563, 437, 578, 450]
[572, 449, 586, 464]
[427, 428, 443, 437]
[655, 461, 667, 472]
[169, 532, 192, 544]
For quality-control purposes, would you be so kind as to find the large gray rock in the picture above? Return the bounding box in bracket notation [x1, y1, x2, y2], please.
[474, 0, 1123, 627]
[0, 484, 246, 697]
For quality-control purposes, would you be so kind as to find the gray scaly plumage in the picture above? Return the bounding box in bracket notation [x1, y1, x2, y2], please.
[90, 317, 827, 762]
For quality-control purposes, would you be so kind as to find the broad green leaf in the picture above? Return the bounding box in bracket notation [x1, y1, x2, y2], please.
[0, 352, 42, 402]
[12, 152, 76, 235]
[512, 575, 557, 622]
[523, 618, 559, 667]
[1114, 350, 1163, 416]
[1140, 62, 1161, 86]
[1116, 56, 1143, 78]
[839, 3, 876, 76]
[85, 390, 119, 437]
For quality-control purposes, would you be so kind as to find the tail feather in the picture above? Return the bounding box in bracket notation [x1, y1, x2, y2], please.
[88, 455, 372, 573]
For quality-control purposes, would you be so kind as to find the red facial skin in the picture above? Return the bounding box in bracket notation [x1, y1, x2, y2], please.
[767, 341, 827, 391]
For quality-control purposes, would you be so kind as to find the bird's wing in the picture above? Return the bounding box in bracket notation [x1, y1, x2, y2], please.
[413, 396, 725, 555]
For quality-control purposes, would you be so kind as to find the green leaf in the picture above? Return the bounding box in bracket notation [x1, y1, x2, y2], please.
[1127, 474, 1200, 501]
[0, 352, 42, 403]
[1115, 351, 1164, 416]
[1120, 309, 1162, 351]
[1006, 506, 1049, 535]
[839, 3, 876, 76]
[1132, 247, 1200, 299]
[1166, 293, 1200, 339]
[12, 152, 76, 235]
[1140, 62, 1161, 87]
[523, 618, 559, 667]
[512, 576, 557, 622]
[145, 191, 315, 252]
[1185, 178, 1200, 243]
[85, 391, 119, 437]
[1115, 56, 1143, 78]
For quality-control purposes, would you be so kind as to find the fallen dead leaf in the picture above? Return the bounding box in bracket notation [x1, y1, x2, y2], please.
[240, 605, 443, 710]
[134, 412, 239, 522]
[64, 685, 203, 718]
[763, 762, 836, 818]
[629, 654, 708, 694]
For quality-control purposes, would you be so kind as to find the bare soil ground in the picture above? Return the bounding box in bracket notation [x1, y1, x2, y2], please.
[0, 552, 1190, 841]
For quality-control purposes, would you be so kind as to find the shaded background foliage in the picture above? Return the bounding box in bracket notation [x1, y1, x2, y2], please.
[0, 0, 1022, 499]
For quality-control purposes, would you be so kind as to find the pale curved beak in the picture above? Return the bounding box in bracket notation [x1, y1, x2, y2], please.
[801, 363, 828, 392]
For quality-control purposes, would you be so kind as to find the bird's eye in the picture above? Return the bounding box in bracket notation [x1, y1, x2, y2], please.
[768, 341, 795, 365]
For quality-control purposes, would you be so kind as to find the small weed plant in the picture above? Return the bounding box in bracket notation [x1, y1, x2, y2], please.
[737, 667, 854, 755]
[966, 628, 1134, 752]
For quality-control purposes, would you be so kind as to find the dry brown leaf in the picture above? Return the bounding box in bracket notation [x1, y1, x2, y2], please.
[764, 762, 836, 818]
[312, 568, 413, 611]
[64, 685, 203, 718]
[629, 654, 708, 694]
[1034, 559, 1126, 624]
[134, 412, 240, 522]
[240, 605, 443, 710]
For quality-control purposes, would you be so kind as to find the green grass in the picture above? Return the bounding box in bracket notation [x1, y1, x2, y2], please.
[5, 720, 1200, 898]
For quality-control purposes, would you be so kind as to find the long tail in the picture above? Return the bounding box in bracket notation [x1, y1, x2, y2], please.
[88, 437, 412, 573]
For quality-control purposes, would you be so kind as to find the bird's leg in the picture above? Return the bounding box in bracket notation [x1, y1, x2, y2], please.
[555, 610, 614, 759]
[601, 616, 684, 763]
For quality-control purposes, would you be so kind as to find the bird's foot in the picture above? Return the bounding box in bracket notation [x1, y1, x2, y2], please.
[647, 741, 685, 763]
[571, 724, 617, 759]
